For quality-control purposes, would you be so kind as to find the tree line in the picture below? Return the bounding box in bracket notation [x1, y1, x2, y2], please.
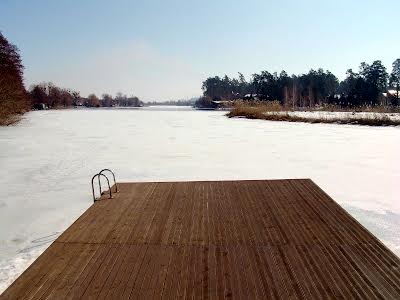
[200, 59, 400, 108]
[30, 83, 142, 109]
[145, 99, 196, 106]
[0, 32, 142, 124]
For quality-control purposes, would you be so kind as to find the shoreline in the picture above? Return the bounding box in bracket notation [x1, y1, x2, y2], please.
[0, 114, 23, 126]
[227, 107, 400, 127]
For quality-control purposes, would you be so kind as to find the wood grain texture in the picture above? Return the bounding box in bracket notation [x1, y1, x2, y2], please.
[2, 179, 400, 299]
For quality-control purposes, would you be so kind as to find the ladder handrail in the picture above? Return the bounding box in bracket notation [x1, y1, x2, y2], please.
[91, 173, 112, 202]
[99, 169, 118, 193]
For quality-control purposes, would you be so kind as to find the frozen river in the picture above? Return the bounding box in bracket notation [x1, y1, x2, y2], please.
[0, 106, 399, 292]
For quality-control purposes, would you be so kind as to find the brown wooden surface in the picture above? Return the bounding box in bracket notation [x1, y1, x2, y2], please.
[2, 179, 400, 299]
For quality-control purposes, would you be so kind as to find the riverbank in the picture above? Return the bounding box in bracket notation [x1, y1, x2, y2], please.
[0, 111, 27, 126]
[227, 103, 400, 126]
[0, 116, 19, 126]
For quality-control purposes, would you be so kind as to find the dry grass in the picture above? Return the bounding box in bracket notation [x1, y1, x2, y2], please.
[0, 111, 23, 126]
[313, 104, 400, 113]
[229, 100, 400, 113]
[227, 103, 400, 126]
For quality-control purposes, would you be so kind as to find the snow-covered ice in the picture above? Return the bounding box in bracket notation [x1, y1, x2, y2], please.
[0, 106, 399, 292]
[266, 110, 400, 121]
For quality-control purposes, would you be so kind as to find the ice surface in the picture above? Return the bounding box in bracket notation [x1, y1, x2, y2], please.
[0, 106, 399, 292]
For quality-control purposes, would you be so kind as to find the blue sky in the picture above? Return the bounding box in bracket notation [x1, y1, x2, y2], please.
[1, 0, 399, 100]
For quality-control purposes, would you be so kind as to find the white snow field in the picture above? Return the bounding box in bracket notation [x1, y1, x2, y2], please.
[0, 107, 399, 292]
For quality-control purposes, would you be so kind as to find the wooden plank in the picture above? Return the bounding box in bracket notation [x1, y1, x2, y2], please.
[1, 179, 400, 299]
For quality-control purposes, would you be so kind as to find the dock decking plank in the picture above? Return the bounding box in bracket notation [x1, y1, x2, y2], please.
[1, 179, 400, 299]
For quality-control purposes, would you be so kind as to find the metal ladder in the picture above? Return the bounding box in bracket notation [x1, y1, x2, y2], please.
[91, 169, 118, 202]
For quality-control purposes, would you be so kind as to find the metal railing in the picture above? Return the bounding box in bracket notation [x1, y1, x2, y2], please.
[99, 169, 118, 193]
[91, 169, 118, 202]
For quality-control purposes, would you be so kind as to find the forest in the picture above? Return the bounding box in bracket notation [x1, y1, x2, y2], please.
[199, 60, 400, 108]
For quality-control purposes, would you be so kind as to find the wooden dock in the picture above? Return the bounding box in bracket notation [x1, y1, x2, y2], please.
[2, 179, 400, 299]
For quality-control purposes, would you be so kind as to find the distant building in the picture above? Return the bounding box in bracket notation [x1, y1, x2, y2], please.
[243, 94, 261, 100]
[387, 90, 399, 97]
[381, 90, 399, 106]
[33, 103, 48, 110]
[74, 98, 85, 106]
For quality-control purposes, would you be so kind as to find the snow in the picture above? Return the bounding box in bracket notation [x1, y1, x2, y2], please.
[0, 106, 399, 292]
[266, 110, 400, 121]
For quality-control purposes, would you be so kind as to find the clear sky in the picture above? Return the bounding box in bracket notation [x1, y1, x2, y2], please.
[1, 0, 399, 100]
